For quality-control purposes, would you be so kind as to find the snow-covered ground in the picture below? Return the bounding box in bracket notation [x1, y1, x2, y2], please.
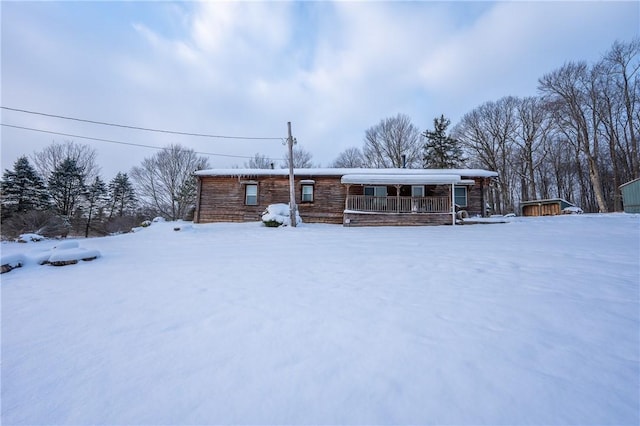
[1, 214, 639, 425]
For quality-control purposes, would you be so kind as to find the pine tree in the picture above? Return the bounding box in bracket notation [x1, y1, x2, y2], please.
[422, 115, 465, 169]
[1, 156, 50, 218]
[108, 172, 136, 218]
[84, 176, 108, 237]
[48, 158, 85, 217]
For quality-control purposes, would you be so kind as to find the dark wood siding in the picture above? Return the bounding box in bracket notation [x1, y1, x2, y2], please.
[195, 175, 346, 224]
[463, 178, 487, 217]
[297, 176, 346, 224]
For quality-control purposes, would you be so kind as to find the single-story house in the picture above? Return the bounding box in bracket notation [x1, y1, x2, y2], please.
[193, 168, 498, 226]
[519, 198, 580, 217]
[620, 178, 640, 213]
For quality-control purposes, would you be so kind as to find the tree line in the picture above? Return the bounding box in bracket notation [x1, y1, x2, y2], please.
[328, 39, 639, 214]
[1, 141, 209, 239]
[455, 39, 638, 214]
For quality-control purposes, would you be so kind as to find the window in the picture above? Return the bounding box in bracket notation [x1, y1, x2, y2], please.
[454, 186, 467, 207]
[301, 184, 314, 203]
[364, 186, 387, 197]
[411, 185, 425, 197]
[245, 184, 258, 205]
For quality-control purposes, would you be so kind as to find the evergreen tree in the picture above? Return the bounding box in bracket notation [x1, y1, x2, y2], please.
[108, 172, 136, 218]
[48, 158, 85, 217]
[422, 115, 465, 168]
[1, 156, 50, 218]
[84, 176, 108, 237]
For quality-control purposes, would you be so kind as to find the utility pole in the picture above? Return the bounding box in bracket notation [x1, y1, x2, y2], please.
[287, 121, 297, 227]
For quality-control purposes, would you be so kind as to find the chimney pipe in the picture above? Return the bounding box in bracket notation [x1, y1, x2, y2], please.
[401, 154, 406, 169]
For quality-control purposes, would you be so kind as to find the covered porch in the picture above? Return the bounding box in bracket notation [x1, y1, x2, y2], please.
[341, 173, 471, 226]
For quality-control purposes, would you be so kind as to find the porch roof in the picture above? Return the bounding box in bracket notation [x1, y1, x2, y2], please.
[341, 174, 462, 185]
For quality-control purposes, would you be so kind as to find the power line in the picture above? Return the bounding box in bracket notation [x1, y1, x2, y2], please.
[1, 123, 285, 161]
[1, 106, 284, 141]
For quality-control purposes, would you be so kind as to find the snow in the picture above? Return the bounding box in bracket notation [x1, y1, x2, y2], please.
[195, 167, 499, 178]
[1, 253, 24, 268]
[1, 214, 638, 425]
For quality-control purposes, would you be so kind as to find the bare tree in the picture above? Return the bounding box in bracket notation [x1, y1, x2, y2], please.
[363, 113, 422, 168]
[280, 146, 314, 168]
[131, 144, 210, 221]
[539, 62, 609, 213]
[513, 96, 551, 201]
[32, 140, 100, 183]
[545, 136, 580, 201]
[597, 39, 640, 210]
[244, 153, 274, 169]
[449, 39, 638, 214]
[453, 97, 519, 213]
[332, 147, 365, 168]
[603, 39, 640, 178]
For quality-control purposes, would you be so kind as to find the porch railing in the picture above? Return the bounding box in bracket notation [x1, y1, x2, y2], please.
[346, 196, 450, 213]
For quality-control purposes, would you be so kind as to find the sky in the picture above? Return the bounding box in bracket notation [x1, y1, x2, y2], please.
[1, 1, 639, 180]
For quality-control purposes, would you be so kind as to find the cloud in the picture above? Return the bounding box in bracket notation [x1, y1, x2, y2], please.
[2, 1, 638, 176]
[418, 1, 639, 106]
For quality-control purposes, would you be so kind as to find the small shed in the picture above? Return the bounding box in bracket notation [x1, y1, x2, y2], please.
[620, 178, 640, 213]
[520, 198, 578, 217]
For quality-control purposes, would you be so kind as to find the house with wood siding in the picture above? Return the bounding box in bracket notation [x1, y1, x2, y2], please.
[193, 168, 497, 226]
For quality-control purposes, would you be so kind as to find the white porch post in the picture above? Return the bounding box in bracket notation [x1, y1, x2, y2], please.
[345, 184, 351, 211]
[451, 183, 456, 225]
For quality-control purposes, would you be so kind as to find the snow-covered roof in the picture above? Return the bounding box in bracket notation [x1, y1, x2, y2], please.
[341, 174, 462, 185]
[195, 168, 498, 178]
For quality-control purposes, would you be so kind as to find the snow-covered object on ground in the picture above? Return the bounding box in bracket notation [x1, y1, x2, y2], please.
[1, 253, 25, 273]
[1, 239, 101, 270]
[261, 203, 303, 226]
[152, 216, 166, 223]
[16, 233, 45, 243]
[1, 215, 638, 425]
[48, 247, 100, 264]
[563, 206, 584, 214]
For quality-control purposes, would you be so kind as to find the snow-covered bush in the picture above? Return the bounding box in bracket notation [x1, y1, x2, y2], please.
[17, 233, 45, 243]
[261, 204, 303, 227]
